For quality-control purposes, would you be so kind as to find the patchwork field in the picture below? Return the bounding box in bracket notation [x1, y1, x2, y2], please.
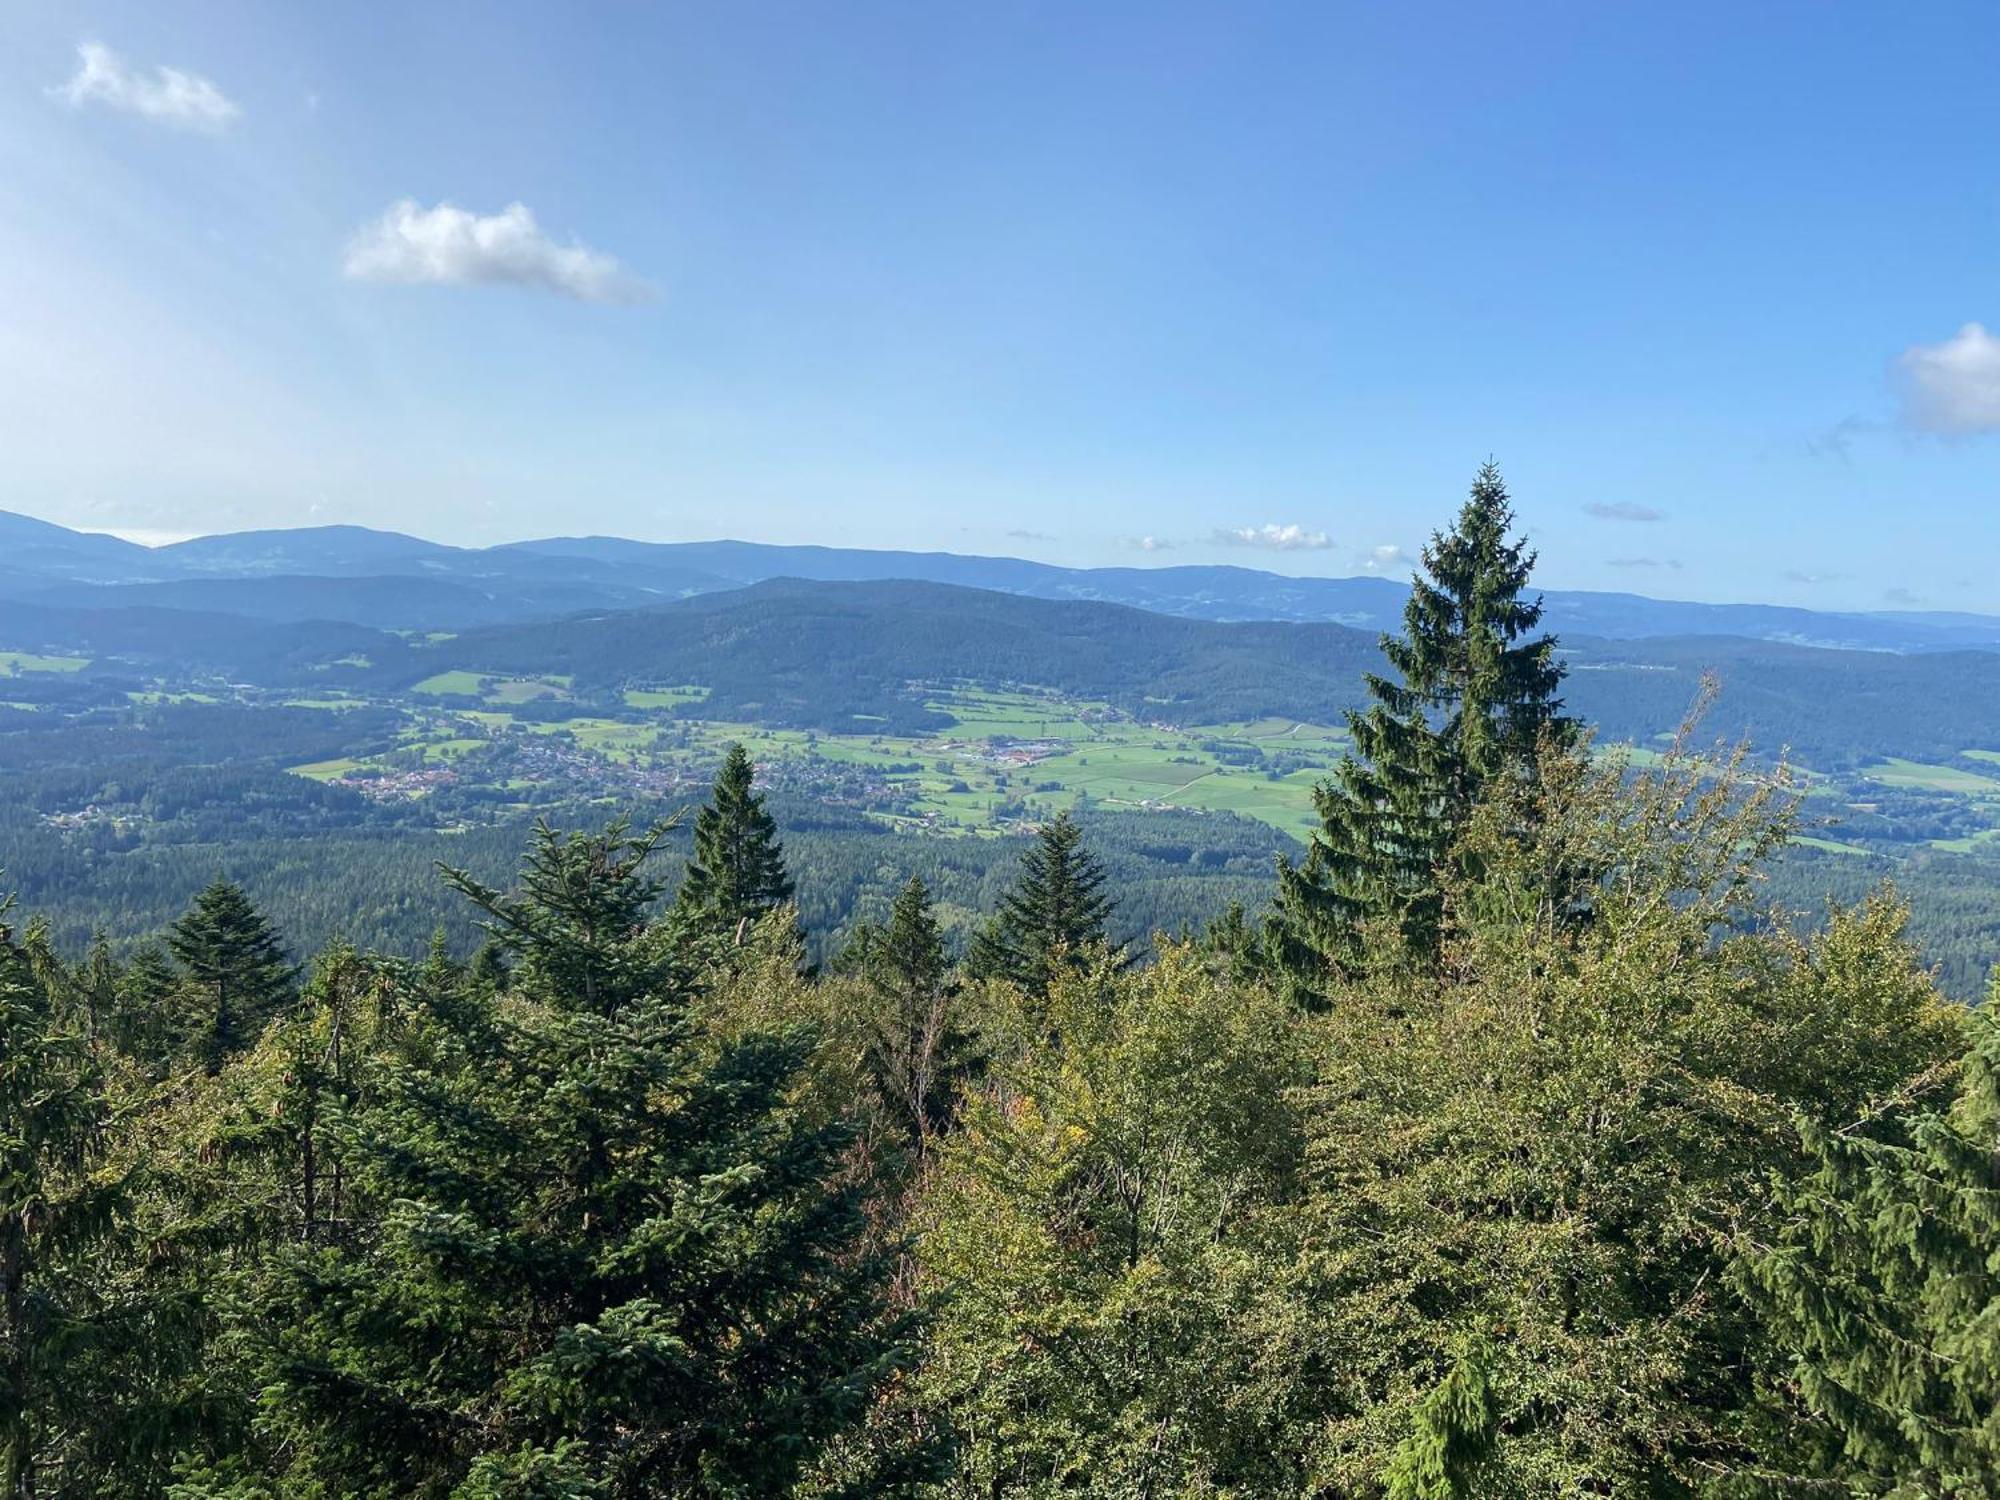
[271, 673, 2000, 856]
[280, 681, 1352, 835]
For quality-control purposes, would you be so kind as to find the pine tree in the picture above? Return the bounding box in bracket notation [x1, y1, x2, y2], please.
[232, 822, 922, 1496]
[1736, 1002, 2000, 1491]
[1273, 462, 1573, 988]
[968, 811, 1114, 995]
[674, 743, 794, 942]
[860, 875, 972, 1146]
[167, 878, 296, 1071]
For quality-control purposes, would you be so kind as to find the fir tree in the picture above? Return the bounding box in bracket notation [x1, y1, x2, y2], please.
[1273, 461, 1573, 989]
[112, 941, 181, 1067]
[79, 931, 118, 1044]
[232, 822, 921, 1496]
[0, 900, 129, 1498]
[968, 811, 1114, 995]
[167, 878, 296, 1071]
[1736, 1002, 2000, 1491]
[1199, 899, 1265, 986]
[1383, 1340, 1498, 1500]
[445, 817, 679, 1014]
[674, 743, 794, 942]
[860, 875, 972, 1146]
[468, 936, 510, 994]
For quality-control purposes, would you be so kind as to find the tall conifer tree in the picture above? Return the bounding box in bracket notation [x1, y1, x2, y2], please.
[167, 878, 296, 1070]
[860, 875, 971, 1146]
[674, 743, 794, 941]
[1273, 462, 1572, 985]
[969, 811, 1114, 994]
[227, 822, 922, 1496]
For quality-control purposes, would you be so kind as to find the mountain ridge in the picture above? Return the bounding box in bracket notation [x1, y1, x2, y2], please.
[3, 507, 1996, 652]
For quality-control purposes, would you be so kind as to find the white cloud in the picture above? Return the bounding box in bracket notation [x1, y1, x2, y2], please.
[1584, 500, 1665, 522]
[343, 200, 651, 304]
[1213, 522, 1332, 551]
[1125, 535, 1172, 552]
[1897, 322, 2000, 434]
[50, 41, 239, 130]
[1362, 544, 1411, 573]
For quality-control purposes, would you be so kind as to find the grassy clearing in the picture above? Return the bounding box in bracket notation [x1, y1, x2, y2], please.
[1864, 758, 2000, 794]
[413, 670, 487, 697]
[0, 650, 88, 675]
[290, 757, 367, 782]
[485, 676, 570, 705]
[625, 685, 710, 709]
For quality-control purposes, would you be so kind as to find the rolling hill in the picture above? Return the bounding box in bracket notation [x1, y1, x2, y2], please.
[6, 507, 2000, 650]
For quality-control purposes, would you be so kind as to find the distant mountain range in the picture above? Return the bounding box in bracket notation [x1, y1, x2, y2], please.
[6, 507, 2000, 652]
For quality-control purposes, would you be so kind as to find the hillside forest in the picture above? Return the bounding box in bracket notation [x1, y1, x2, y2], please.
[9, 467, 2000, 1497]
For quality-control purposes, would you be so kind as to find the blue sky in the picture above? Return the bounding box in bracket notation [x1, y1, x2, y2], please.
[4, 2, 1997, 610]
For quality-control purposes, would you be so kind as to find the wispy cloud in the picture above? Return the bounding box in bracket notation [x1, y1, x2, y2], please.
[1896, 322, 2000, 434]
[1213, 522, 1332, 551]
[1882, 586, 1925, 607]
[1584, 501, 1665, 523]
[1124, 535, 1173, 552]
[1783, 569, 1842, 586]
[1362, 544, 1411, 573]
[1807, 415, 1877, 462]
[50, 41, 239, 130]
[1606, 556, 1682, 570]
[1005, 528, 1053, 543]
[343, 200, 651, 303]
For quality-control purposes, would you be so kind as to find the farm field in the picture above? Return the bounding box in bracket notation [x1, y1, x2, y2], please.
[0, 649, 89, 674]
[1863, 757, 2000, 794]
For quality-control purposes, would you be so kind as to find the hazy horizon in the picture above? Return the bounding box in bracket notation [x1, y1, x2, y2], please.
[6, 3, 1998, 612]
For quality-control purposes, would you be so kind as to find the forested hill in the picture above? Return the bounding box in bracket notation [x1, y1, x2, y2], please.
[418, 578, 1389, 731]
[387, 577, 2000, 766]
[6, 568, 2000, 765]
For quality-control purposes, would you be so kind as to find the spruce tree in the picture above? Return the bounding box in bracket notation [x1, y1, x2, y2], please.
[1736, 1004, 2000, 1491]
[1273, 462, 1573, 987]
[969, 810, 1114, 995]
[167, 878, 296, 1071]
[0, 901, 135, 1498]
[112, 941, 181, 1067]
[674, 743, 794, 941]
[230, 821, 921, 1496]
[861, 875, 972, 1146]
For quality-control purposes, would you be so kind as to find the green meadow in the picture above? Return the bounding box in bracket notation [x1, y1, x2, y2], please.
[0, 650, 89, 675]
